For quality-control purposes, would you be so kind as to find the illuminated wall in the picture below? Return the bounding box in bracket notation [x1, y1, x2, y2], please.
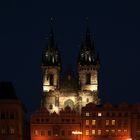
[43, 66, 60, 92]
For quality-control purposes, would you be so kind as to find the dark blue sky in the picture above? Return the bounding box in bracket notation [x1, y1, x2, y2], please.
[0, 1, 140, 114]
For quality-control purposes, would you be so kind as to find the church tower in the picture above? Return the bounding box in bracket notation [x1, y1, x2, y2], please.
[42, 21, 61, 92]
[78, 21, 100, 106]
[41, 20, 61, 112]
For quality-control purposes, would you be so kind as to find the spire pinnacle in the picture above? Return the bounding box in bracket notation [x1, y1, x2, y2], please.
[42, 18, 61, 66]
[50, 17, 54, 33]
[48, 17, 55, 48]
[84, 17, 91, 47]
[85, 17, 90, 34]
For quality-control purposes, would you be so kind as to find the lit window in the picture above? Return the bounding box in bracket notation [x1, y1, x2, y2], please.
[86, 120, 89, 125]
[91, 130, 95, 135]
[92, 120, 96, 125]
[98, 112, 102, 117]
[89, 56, 91, 62]
[105, 130, 109, 133]
[86, 112, 89, 116]
[85, 130, 89, 135]
[118, 129, 121, 133]
[98, 130, 101, 135]
[124, 129, 127, 133]
[9, 127, 15, 134]
[105, 120, 109, 126]
[111, 130, 115, 133]
[52, 57, 55, 63]
[112, 120, 115, 126]
[34, 130, 38, 136]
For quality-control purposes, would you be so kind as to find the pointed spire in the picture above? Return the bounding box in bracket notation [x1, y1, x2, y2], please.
[84, 17, 92, 48]
[42, 18, 61, 66]
[78, 18, 98, 66]
[48, 17, 55, 48]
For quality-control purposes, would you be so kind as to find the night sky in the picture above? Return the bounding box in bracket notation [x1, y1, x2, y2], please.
[0, 1, 140, 114]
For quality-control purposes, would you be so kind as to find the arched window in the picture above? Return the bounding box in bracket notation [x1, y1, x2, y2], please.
[64, 99, 74, 109]
[50, 74, 54, 86]
[86, 73, 91, 84]
[49, 104, 53, 109]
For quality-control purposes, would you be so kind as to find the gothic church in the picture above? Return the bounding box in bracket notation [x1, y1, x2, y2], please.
[41, 22, 100, 113]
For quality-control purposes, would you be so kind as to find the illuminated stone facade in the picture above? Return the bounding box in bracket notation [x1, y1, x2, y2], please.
[41, 24, 100, 113]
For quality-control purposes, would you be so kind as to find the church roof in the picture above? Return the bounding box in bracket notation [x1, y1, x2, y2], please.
[60, 68, 78, 92]
[0, 81, 18, 100]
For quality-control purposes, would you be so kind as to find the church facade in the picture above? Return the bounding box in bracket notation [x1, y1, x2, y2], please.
[41, 23, 100, 113]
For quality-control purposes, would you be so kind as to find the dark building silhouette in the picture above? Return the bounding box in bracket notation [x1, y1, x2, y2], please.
[0, 81, 27, 140]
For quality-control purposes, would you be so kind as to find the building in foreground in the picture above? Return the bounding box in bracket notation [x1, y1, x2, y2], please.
[0, 82, 27, 140]
[31, 102, 140, 140]
[30, 22, 140, 140]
